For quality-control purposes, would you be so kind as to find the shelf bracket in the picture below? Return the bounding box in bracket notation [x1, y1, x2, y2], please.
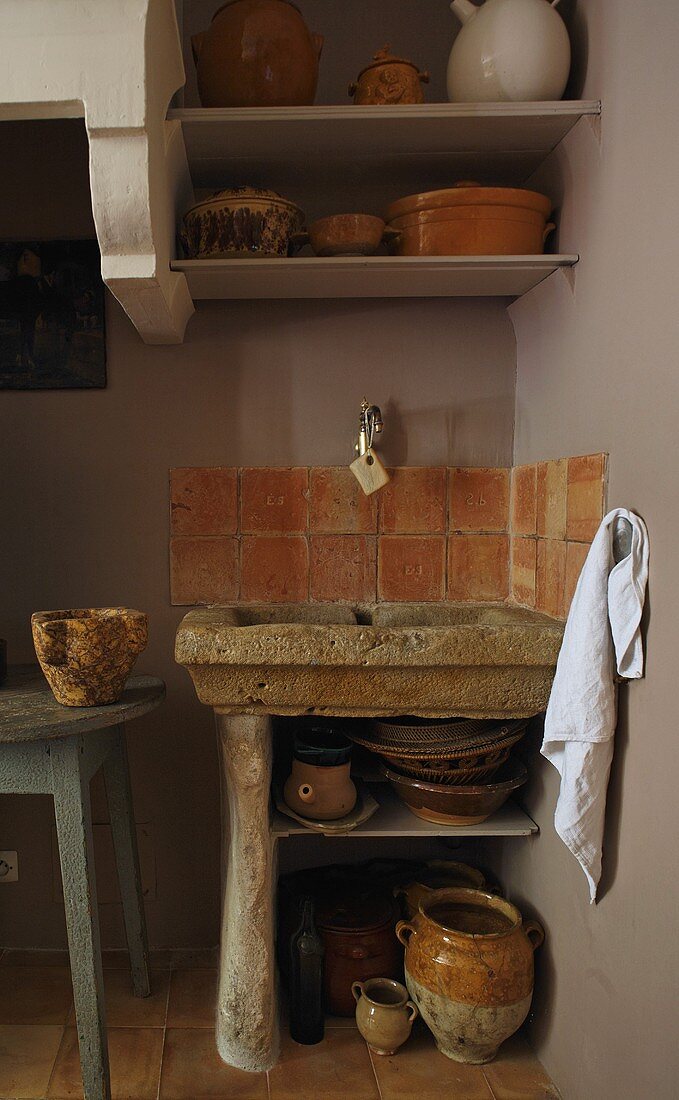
[0, 0, 194, 344]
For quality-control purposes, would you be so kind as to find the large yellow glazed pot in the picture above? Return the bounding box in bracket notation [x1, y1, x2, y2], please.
[396, 887, 544, 1063]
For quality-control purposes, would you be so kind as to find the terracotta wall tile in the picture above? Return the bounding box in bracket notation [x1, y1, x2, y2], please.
[536, 458, 568, 541]
[310, 536, 376, 602]
[449, 468, 510, 532]
[510, 464, 537, 536]
[378, 536, 445, 602]
[170, 468, 238, 537]
[567, 453, 606, 541]
[309, 467, 377, 533]
[170, 537, 239, 605]
[448, 534, 509, 602]
[564, 540, 590, 613]
[379, 467, 447, 534]
[536, 539, 567, 618]
[240, 468, 308, 533]
[511, 537, 537, 608]
[240, 537, 308, 602]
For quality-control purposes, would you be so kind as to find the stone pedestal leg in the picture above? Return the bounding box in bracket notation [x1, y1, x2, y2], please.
[214, 713, 278, 1072]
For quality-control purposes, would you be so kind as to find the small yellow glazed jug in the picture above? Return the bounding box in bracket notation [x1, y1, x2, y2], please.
[352, 977, 418, 1056]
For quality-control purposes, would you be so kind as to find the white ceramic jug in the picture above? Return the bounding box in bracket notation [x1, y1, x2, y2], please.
[447, 0, 571, 103]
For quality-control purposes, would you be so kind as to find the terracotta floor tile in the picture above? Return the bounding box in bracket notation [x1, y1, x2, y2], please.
[0, 949, 70, 968]
[240, 536, 309, 602]
[449, 467, 510, 533]
[309, 466, 377, 533]
[269, 1028, 379, 1100]
[566, 453, 606, 542]
[370, 1025, 494, 1100]
[0, 1024, 64, 1099]
[379, 467, 447, 534]
[310, 535, 376, 602]
[170, 467, 238, 537]
[0, 966, 72, 1025]
[378, 536, 446, 602]
[536, 459, 567, 541]
[65, 970, 169, 1028]
[159, 1028, 268, 1099]
[47, 1026, 163, 1099]
[510, 464, 537, 536]
[241, 467, 308, 534]
[166, 969, 217, 1028]
[481, 1035, 561, 1099]
[170, 536, 239, 605]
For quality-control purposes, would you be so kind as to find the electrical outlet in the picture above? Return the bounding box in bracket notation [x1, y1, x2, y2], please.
[0, 851, 18, 882]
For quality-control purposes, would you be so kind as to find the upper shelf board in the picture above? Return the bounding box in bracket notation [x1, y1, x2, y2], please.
[171, 254, 578, 301]
[272, 789, 538, 839]
[169, 101, 601, 187]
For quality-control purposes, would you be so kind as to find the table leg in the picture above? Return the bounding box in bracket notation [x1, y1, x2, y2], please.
[215, 712, 278, 1072]
[51, 736, 110, 1100]
[102, 725, 150, 997]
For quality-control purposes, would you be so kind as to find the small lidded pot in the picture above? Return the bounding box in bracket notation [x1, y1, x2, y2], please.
[349, 45, 429, 105]
[353, 977, 418, 1056]
[283, 721, 357, 821]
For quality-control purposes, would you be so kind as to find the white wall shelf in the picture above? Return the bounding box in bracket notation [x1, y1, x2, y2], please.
[272, 787, 537, 839]
[170, 101, 601, 189]
[171, 254, 578, 301]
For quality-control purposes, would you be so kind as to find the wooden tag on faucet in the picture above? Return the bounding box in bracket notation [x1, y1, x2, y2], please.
[350, 449, 391, 495]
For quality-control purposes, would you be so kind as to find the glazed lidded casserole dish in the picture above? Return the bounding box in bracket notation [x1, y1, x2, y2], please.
[385, 182, 554, 256]
[349, 45, 429, 105]
[181, 187, 305, 259]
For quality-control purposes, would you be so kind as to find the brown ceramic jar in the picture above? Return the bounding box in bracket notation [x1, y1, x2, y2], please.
[192, 0, 324, 108]
[349, 46, 429, 105]
[397, 888, 544, 1063]
[317, 894, 403, 1017]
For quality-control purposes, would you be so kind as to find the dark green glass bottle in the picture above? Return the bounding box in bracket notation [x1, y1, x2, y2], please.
[289, 895, 325, 1045]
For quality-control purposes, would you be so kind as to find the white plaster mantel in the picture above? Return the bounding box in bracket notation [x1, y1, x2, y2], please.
[0, 0, 194, 344]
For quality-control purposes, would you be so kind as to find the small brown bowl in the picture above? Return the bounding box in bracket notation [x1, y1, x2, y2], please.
[307, 214, 386, 256]
[384, 757, 528, 826]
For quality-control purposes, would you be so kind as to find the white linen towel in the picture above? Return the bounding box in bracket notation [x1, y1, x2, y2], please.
[541, 508, 649, 902]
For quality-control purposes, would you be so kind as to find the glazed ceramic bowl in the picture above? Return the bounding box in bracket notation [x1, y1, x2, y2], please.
[31, 608, 148, 707]
[384, 757, 528, 825]
[385, 183, 553, 256]
[307, 214, 386, 256]
[181, 187, 305, 258]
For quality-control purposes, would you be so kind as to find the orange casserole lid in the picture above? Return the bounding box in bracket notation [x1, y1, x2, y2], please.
[385, 182, 552, 224]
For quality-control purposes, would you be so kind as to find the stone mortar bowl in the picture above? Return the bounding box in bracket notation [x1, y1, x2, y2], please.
[32, 607, 148, 707]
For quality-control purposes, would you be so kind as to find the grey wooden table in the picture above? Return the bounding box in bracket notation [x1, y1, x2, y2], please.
[0, 665, 165, 1100]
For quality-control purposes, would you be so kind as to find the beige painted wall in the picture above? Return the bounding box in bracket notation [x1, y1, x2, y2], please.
[0, 119, 516, 949]
[502, 2, 679, 1098]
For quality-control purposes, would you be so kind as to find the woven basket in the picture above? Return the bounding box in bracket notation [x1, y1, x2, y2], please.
[348, 722, 528, 763]
[386, 750, 510, 786]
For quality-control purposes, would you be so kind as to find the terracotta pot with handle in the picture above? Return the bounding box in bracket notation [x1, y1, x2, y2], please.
[192, 0, 324, 107]
[385, 182, 554, 256]
[396, 887, 544, 1063]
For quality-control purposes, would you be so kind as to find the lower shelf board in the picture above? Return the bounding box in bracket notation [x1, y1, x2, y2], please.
[272, 786, 538, 839]
[171, 254, 578, 301]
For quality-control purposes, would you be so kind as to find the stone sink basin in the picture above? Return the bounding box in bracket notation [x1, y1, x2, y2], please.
[175, 601, 564, 1075]
[175, 602, 564, 719]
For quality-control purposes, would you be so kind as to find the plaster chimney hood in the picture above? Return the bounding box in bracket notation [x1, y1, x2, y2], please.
[0, 0, 195, 344]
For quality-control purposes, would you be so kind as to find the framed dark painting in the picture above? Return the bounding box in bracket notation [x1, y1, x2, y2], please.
[0, 240, 106, 390]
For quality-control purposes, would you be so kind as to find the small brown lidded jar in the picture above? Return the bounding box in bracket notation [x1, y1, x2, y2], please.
[349, 45, 429, 105]
[317, 893, 403, 1016]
